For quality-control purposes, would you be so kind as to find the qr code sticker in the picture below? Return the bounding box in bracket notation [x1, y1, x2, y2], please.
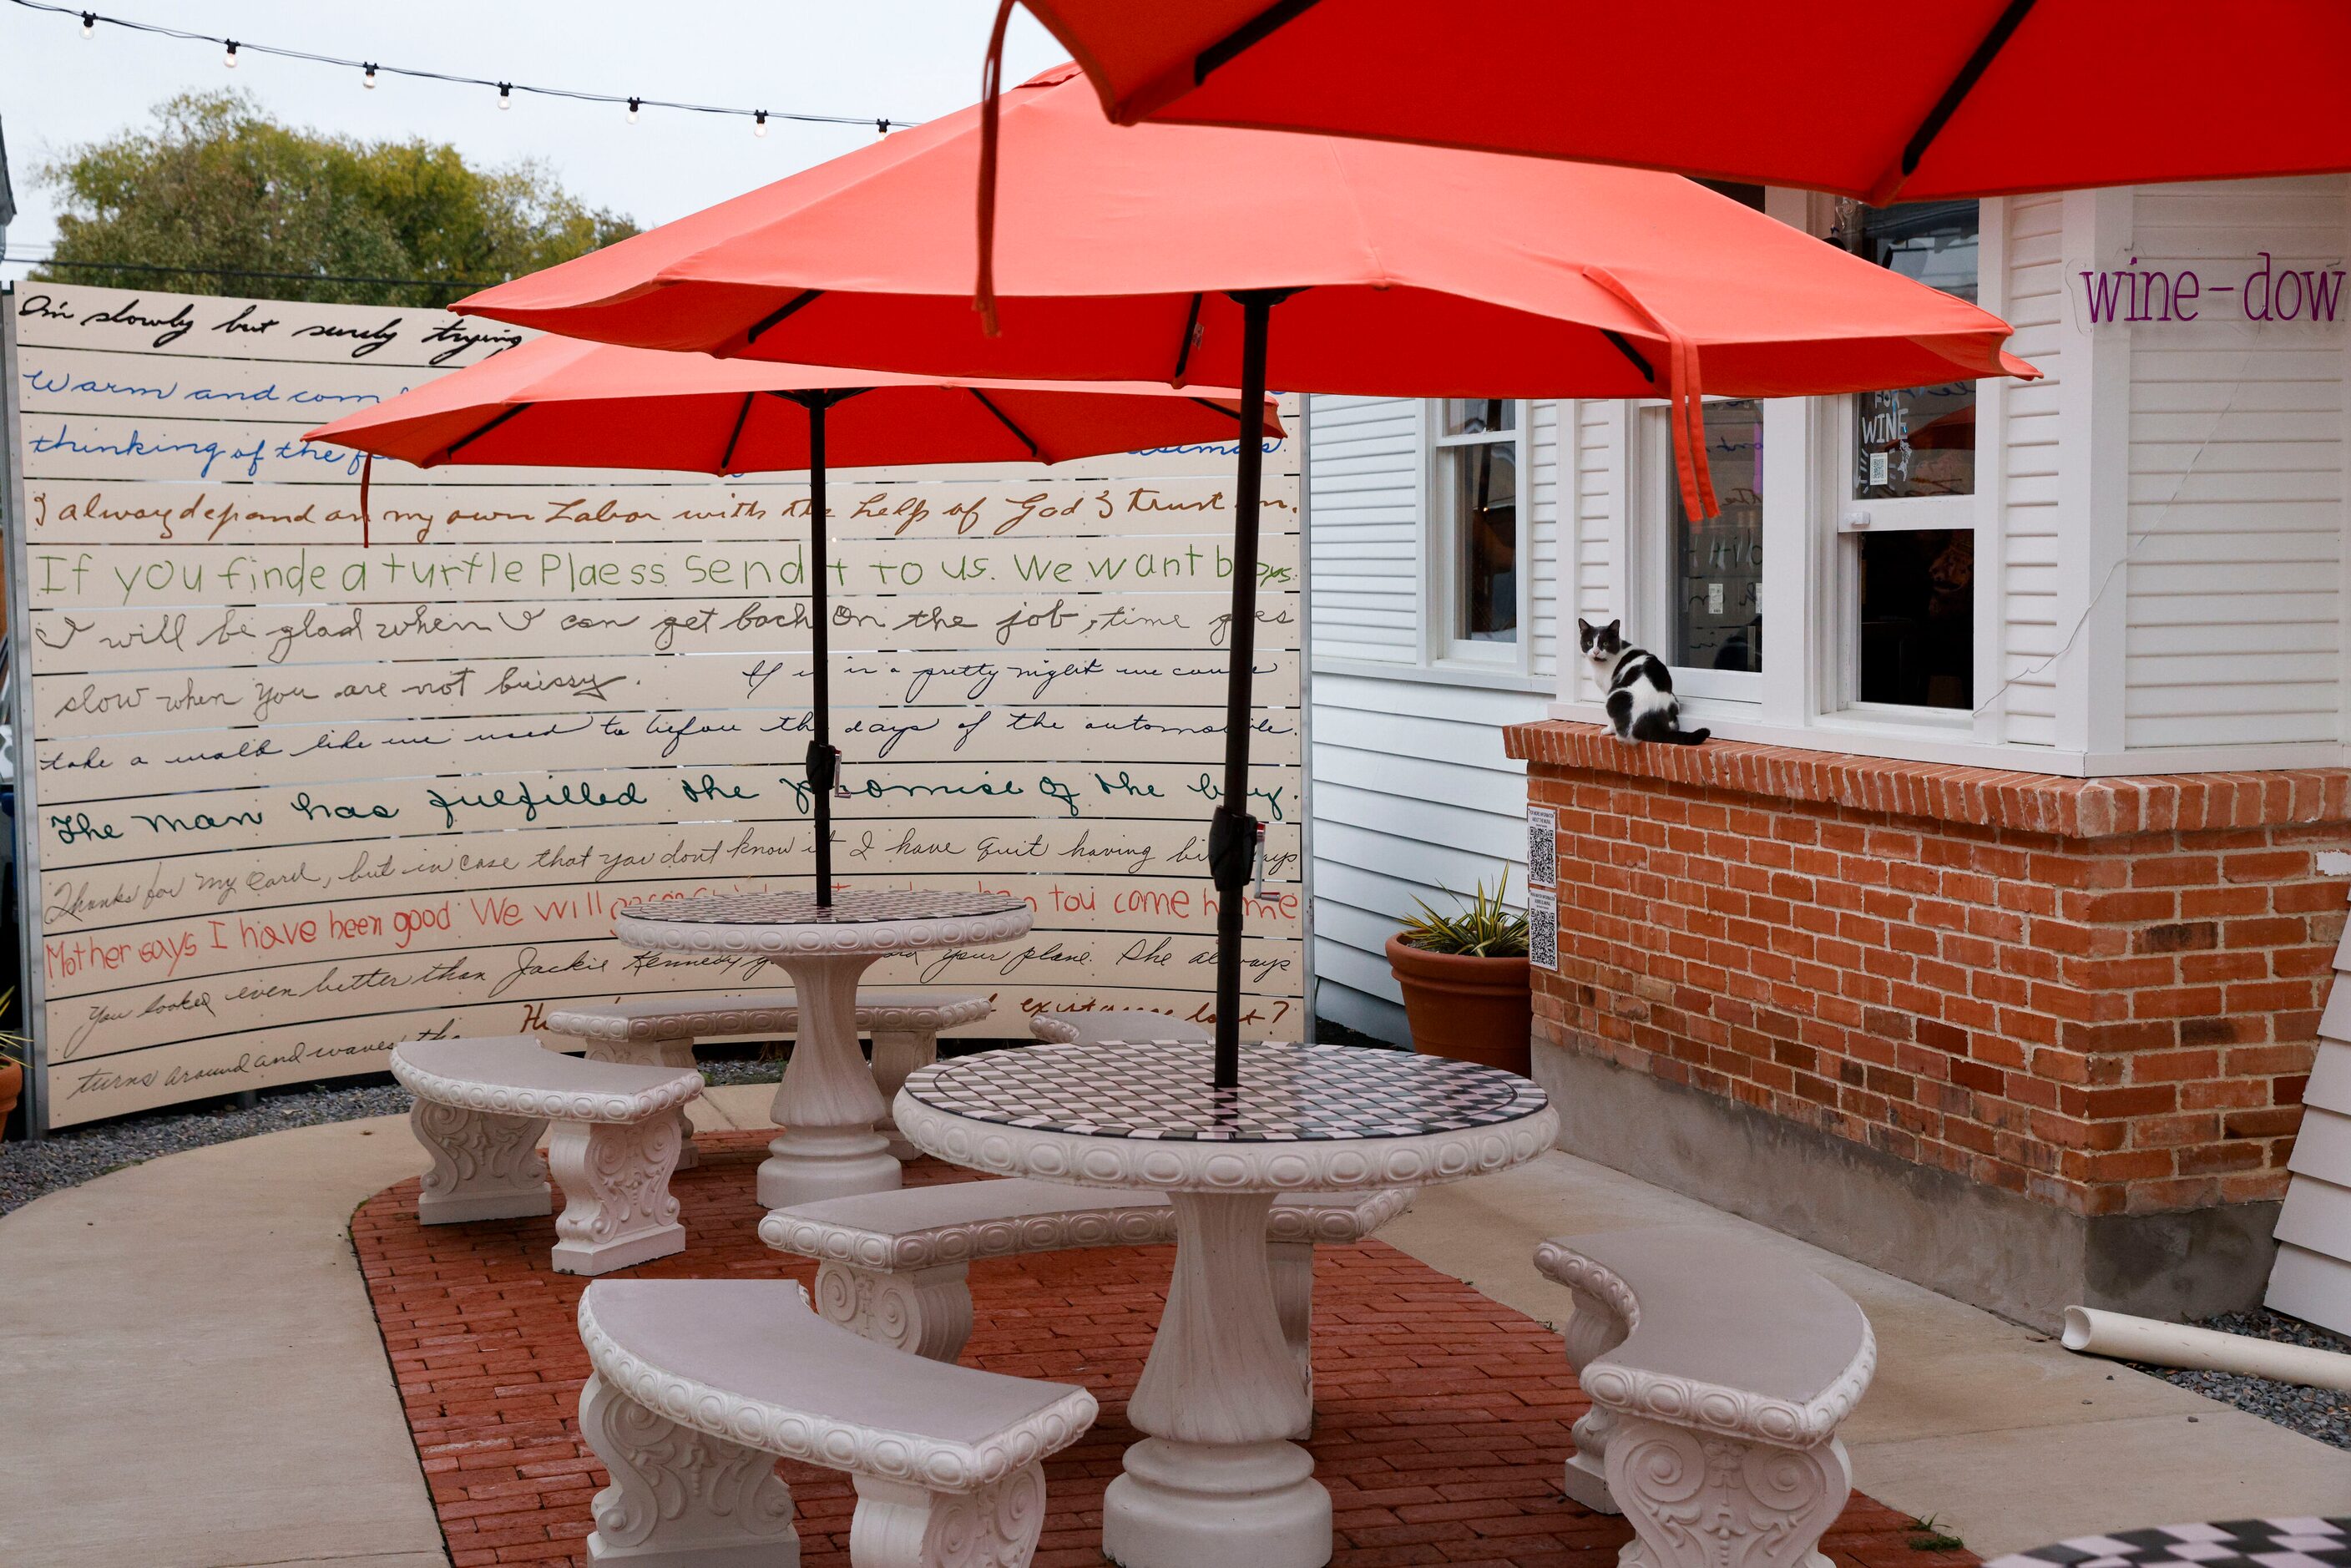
[1529, 888, 1559, 972]
[1527, 807, 1557, 889]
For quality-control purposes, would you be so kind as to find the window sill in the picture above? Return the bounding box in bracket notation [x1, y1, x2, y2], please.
[1317, 656, 1554, 695]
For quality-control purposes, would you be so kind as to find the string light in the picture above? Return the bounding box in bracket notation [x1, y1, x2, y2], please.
[11, 0, 913, 137]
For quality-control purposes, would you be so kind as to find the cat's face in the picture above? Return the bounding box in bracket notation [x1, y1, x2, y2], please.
[1578, 617, 1625, 665]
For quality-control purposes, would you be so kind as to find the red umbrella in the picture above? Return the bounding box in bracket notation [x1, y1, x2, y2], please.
[305, 334, 1281, 909]
[453, 63, 2036, 1081]
[1007, 0, 2351, 203]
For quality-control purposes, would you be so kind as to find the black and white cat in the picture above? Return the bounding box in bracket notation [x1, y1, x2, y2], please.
[1579, 618, 1710, 746]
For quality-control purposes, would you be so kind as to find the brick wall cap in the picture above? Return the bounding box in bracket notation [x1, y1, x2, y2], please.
[1504, 721, 2351, 839]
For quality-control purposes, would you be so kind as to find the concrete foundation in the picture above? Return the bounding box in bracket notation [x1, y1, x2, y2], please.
[1533, 1039, 2281, 1332]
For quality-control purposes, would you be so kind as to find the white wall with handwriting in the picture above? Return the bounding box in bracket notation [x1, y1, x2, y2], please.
[8, 286, 1303, 1126]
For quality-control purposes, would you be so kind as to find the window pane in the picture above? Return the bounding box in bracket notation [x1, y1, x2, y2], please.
[1858, 529, 1973, 710]
[1441, 398, 1514, 437]
[1446, 438, 1518, 641]
[1841, 200, 1979, 500]
[1671, 400, 1763, 673]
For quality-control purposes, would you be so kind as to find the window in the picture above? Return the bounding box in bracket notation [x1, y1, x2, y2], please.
[1429, 398, 1524, 664]
[1639, 397, 1763, 701]
[1833, 199, 1980, 715]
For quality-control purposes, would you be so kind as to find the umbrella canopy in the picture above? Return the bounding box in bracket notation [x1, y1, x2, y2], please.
[452, 63, 2037, 1083]
[301, 332, 1279, 473]
[451, 63, 2034, 520]
[306, 336, 1281, 912]
[1010, 0, 2351, 204]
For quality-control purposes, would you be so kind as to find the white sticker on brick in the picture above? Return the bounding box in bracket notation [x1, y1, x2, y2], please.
[1530, 887, 1559, 973]
[1527, 807, 1558, 890]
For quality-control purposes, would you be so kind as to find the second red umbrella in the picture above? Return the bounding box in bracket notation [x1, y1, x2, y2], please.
[306, 333, 1282, 909]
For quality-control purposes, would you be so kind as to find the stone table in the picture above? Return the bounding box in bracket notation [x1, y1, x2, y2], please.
[1984, 1519, 2351, 1568]
[614, 888, 1030, 1209]
[895, 1039, 1560, 1568]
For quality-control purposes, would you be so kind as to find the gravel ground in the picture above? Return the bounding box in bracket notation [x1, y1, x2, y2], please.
[0, 1075, 413, 1216]
[2132, 1308, 2351, 1451]
[0, 1055, 791, 1217]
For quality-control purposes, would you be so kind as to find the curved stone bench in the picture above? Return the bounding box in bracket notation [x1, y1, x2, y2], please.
[761, 1176, 1409, 1434]
[391, 1038, 702, 1277]
[1027, 1009, 1212, 1044]
[1534, 1228, 1876, 1568]
[548, 989, 994, 1165]
[577, 1277, 1096, 1566]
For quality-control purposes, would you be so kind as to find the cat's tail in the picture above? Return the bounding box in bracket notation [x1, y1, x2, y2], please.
[1670, 726, 1710, 746]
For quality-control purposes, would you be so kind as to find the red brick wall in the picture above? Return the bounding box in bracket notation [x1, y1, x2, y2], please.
[1505, 722, 2351, 1219]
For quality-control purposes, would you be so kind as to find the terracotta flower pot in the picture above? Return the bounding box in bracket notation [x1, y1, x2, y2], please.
[1385, 934, 1532, 1077]
[0, 1060, 22, 1142]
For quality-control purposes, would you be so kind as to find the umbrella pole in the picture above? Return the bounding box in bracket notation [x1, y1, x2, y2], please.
[806, 399, 838, 908]
[1210, 291, 1278, 1087]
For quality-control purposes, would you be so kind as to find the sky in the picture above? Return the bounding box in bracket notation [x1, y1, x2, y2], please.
[0, 0, 1069, 282]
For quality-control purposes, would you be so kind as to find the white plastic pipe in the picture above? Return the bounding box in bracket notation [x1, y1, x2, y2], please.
[2062, 1305, 2351, 1393]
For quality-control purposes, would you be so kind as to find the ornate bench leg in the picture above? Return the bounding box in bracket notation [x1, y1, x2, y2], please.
[550, 1116, 689, 1276]
[579, 1373, 799, 1566]
[848, 1464, 1045, 1568]
[870, 1027, 938, 1161]
[1267, 1240, 1315, 1439]
[412, 1100, 550, 1224]
[813, 1260, 973, 1363]
[584, 1039, 702, 1170]
[1604, 1416, 1849, 1568]
[1561, 1282, 1631, 1513]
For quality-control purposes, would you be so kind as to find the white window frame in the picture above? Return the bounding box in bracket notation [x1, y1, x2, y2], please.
[1423, 397, 1533, 675]
[1634, 398, 1766, 704]
[1818, 192, 1994, 730]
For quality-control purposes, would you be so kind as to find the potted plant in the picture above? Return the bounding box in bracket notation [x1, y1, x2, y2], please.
[0, 990, 25, 1143]
[1385, 873, 1534, 1076]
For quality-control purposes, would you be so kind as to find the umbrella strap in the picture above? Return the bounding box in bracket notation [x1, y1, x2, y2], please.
[359, 453, 372, 548]
[974, 0, 1017, 336]
[1582, 267, 1719, 522]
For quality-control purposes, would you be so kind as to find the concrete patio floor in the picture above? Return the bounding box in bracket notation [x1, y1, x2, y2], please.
[1, 1080, 2345, 1568]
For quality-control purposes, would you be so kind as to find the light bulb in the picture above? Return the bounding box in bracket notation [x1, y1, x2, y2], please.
[80, 12, 94, 38]
[223, 39, 238, 68]
[625, 97, 640, 124]
[498, 83, 512, 109]
[753, 111, 768, 137]
[362, 63, 377, 89]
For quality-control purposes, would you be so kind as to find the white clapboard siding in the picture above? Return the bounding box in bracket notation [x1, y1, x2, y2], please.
[2267, 904, 2351, 1335]
[1567, 398, 1625, 706]
[1307, 671, 1545, 1042]
[1307, 394, 1422, 664]
[1999, 190, 2068, 746]
[1528, 397, 1563, 677]
[2123, 176, 2348, 751]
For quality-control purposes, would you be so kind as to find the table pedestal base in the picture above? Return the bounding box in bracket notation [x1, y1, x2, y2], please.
[1104, 1437, 1328, 1568]
[1105, 1189, 1331, 1568]
[757, 1125, 902, 1210]
[758, 950, 901, 1211]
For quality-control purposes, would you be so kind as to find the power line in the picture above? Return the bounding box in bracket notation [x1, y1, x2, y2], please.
[6, 0, 915, 136]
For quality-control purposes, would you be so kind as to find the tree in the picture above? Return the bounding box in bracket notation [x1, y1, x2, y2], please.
[34, 91, 635, 306]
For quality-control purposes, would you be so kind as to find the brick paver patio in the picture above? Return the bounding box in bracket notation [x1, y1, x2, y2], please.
[353, 1128, 1978, 1568]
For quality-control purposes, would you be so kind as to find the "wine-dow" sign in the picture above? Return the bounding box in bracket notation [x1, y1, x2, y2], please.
[4, 285, 1305, 1128]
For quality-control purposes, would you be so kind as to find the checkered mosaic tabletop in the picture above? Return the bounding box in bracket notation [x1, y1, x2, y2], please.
[616, 889, 1029, 926]
[1983, 1519, 2351, 1568]
[903, 1041, 1551, 1141]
